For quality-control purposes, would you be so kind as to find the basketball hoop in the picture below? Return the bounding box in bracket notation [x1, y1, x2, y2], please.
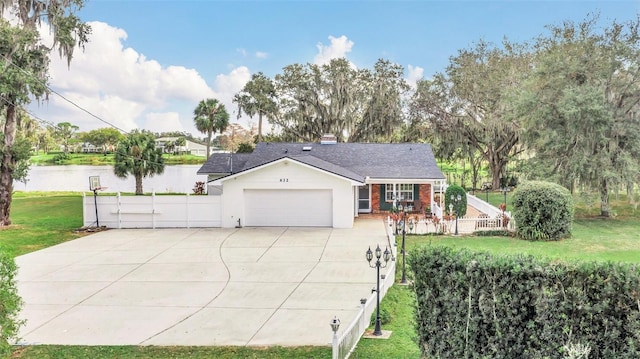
[89, 176, 107, 228]
[89, 176, 101, 191]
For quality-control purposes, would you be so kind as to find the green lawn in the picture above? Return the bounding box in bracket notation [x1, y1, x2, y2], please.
[29, 152, 205, 166]
[6, 192, 640, 358]
[0, 192, 85, 258]
[404, 218, 640, 264]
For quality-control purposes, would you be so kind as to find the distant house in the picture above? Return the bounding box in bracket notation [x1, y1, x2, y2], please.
[81, 142, 100, 153]
[197, 135, 447, 228]
[155, 137, 222, 157]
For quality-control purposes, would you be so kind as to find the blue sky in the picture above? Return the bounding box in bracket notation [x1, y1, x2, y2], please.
[26, 0, 640, 137]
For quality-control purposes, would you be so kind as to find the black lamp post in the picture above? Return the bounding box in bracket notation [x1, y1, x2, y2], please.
[399, 203, 408, 284]
[450, 194, 462, 236]
[502, 186, 510, 210]
[366, 245, 391, 336]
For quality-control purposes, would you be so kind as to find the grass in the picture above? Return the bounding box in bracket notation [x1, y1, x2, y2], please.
[404, 218, 640, 264]
[29, 152, 206, 166]
[0, 192, 85, 258]
[6, 191, 640, 358]
[350, 279, 421, 358]
[11, 346, 329, 359]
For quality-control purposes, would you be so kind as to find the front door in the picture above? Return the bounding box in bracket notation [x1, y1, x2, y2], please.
[358, 185, 371, 213]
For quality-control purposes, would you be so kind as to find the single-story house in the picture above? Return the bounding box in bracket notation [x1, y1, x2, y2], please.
[197, 136, 447, 228]
[156, 137, 224, 157]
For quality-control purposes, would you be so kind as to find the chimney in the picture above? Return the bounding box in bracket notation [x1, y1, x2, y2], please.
[320, 134, 337, 145]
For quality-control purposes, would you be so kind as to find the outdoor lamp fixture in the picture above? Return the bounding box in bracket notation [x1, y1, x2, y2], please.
[366, 245, 391, 336]
[396, 203, 404, 235]
[408, 218, 415, 234]
[450, 194, 462, 236]
[502, 186, 510, 210]
[330, 316, 340, 359]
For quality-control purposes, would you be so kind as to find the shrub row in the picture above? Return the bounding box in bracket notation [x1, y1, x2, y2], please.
[410, 247, 640, 359]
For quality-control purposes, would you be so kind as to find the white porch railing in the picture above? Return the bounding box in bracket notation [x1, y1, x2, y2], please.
[332, 219, 396, 359]
[397, 214, 514, 235]
[466, 193, 503, 218]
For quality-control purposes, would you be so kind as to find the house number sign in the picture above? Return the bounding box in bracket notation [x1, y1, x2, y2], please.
[279, 178, 289, 182]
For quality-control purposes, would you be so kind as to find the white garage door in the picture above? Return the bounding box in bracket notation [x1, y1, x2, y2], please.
[244, 189, 333, 227]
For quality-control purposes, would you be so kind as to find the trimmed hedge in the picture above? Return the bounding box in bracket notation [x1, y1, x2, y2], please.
[512, 181, 574, 241]
[410, 246, 640, 359]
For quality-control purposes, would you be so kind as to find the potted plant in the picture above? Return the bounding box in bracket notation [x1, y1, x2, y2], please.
[424, 205, 432, 218]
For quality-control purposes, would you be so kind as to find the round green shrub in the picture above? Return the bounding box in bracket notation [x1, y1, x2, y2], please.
[444, 184, 467, 217]
[512, 181, 574, 241]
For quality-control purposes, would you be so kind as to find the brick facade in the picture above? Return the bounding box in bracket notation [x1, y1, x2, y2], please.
[367, 183, 432, 214]
[371, 184, 381, 213]
[418, 184, 432, 214]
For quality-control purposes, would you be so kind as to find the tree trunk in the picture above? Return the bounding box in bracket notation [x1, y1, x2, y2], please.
[257, 111, 263, 143]
[206, 130, 212, 159]
[0, 103, 17, 226]
[135, 174, 143, 195]
[600, 178, 610, 217]
[489, 159, 503, 191]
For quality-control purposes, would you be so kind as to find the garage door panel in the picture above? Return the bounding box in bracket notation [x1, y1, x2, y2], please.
[245, 189, 332, 227]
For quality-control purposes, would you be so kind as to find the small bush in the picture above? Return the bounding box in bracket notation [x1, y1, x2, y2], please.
[0, 251, 24, 356]
[512, 181, 573, 241]
[52, 153, 69, 164]
[192, 181, 206, 195]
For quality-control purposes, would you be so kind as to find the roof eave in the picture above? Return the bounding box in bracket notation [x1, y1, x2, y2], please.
[366, 177, 447, 184]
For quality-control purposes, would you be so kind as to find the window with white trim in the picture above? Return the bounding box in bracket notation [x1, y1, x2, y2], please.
[385, 184, 414, 202]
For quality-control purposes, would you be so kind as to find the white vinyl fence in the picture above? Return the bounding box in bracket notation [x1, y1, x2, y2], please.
[83, 192, 222, 228]
[332, 219, 396, 359]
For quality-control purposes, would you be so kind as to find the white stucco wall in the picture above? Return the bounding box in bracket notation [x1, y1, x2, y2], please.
[220, 159, 356, 228]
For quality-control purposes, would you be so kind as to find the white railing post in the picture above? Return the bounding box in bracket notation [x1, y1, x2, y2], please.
[117, 192, 122, 229]
[152, 191, 156, 229]
[186, 193, 190, 229]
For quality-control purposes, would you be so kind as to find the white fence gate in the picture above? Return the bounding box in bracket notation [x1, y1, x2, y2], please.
[83, 192, 222, 228]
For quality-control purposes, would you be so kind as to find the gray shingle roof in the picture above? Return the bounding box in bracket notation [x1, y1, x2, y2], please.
[197, 142, 446, 181]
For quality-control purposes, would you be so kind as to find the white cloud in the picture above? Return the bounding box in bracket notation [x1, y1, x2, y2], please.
[313, 35, 354, 65]
[212, 66, 251, 119]
[407, 65, 424, 88]
[144, 112, 184, 133]
[237, 48, 247, 57]
[255, 51, 268, 59]
[28, 21, 241, 136]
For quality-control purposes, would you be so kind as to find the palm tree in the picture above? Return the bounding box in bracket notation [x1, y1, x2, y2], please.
[174, 136, 186, 155]
[193, 98, 230, 159]
[113, 130, 165, 195]
[233, 72, 277, 142]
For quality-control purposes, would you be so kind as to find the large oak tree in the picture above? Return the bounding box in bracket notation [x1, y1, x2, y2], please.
[272, 58, 408, 142]
[0, 0, 90, 226]
[409, 40, 531, 189]
[516, 16, 640, 217]
[233, 72, 276, 143]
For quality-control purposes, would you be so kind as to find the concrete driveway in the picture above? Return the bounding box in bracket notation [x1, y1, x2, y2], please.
[15, 218, 392, 346]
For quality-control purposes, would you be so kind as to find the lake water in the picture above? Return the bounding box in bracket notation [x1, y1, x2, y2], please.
[13, 165, 208, 193]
